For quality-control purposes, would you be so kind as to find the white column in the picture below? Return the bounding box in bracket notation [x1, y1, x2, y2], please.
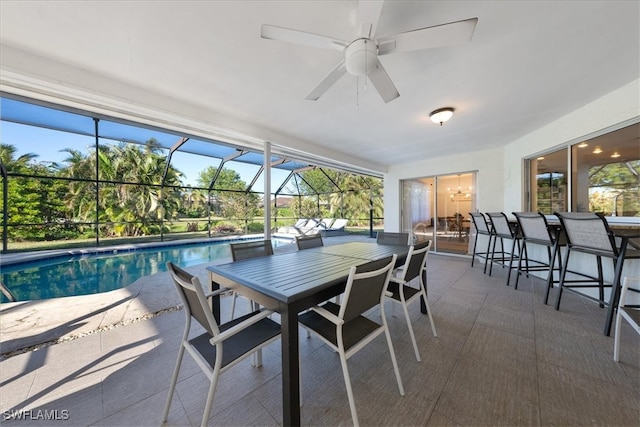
[264, 141, 272, 239]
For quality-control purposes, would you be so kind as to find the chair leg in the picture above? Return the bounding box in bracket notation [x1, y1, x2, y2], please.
[543, 242, 559, 305]
[422, 293, 438, 338]
[604, 249, 627, 336]
[338, 347, 360, 427]
[200, 370, 221, 427]
[484, 236, 498, 276]
[400, 299, 421, 362]
[613, 310, 622, 362]
[555, 250, 571, 310]
[597, 256, 604, 308]
[471, 234, 478, 267]
[252, 349, 263, 367]
[514, 241, 525, 290]
[380, 306, 405, 396]
[162, 345, 185, 423]
[230, 291, 238, 319]
[506, 239, 518, 286]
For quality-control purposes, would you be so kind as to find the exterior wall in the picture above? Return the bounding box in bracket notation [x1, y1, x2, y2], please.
[385, 147, 504, 232]
[502, 78, 640, 216]
[384, 78, 640, 232]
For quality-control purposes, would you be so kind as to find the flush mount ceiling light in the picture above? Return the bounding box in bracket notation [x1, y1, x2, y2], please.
[593, 146, 603, 154]
[429, 107, 454, 126]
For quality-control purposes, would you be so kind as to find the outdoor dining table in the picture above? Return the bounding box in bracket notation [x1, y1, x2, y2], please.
[206, 241, 410, 426]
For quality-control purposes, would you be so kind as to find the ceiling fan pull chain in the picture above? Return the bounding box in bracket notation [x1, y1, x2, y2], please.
[364, 39, 368, 92]
[356, 75, 360, 110]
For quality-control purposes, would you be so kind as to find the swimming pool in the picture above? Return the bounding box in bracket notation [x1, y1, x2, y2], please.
[0, 238, 293, 303]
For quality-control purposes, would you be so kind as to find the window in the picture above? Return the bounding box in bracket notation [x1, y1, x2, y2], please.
[572, 123, 640, 216]
[527, 122, 640, 217]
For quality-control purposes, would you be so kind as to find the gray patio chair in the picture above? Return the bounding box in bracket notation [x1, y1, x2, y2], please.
[387, 240, 437, 362]
[162, 262, 280, 427]
[554, 212, 640, 335]
[469, 212, 494, 273]
[295, 233, 323, 250]
[228, 239, 274, 319]
[376, 231, 410, 245]
[298, 255, 404, 427]
[512, 212, 568, 302]
[230, 239, 274, 261]
[613, 277, 640, 362]
[486, 212, 522, 284]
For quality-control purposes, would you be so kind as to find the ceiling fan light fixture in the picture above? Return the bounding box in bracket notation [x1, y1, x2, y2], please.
[430, 107, 454, 125]
[345, 39, 378, 76]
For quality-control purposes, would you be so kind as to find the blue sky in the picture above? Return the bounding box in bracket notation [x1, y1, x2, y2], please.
[2, 120, 292, 192]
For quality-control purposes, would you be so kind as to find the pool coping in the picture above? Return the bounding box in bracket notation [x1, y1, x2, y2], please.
[0, 234, 295, 267]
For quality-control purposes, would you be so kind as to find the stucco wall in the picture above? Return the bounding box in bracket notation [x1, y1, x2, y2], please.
[384, 78, 640, 232]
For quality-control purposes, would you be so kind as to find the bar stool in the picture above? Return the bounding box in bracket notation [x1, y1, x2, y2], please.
[512, 212, 566, 302]
[486, 212, 522, 285]
[469, 212, 494, 274]
[554, 212, 640, 335]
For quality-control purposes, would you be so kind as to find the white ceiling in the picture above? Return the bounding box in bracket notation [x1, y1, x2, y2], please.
[1, 1, 638, 174]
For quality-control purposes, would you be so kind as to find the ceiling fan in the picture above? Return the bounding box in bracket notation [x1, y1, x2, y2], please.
[261, 1, 478, 103]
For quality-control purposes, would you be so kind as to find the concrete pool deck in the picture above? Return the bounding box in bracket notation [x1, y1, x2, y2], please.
[0, 234, 374, 357]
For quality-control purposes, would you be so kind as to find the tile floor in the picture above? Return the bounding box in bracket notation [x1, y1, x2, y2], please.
[1, 240, 639, 426]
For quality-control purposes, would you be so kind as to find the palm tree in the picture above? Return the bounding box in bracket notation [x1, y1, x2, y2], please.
[0, 143, 38, 172]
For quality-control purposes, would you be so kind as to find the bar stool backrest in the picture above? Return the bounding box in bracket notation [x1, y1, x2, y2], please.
[486, 212, 514, 239]
[469, 212, 491, 235]
[555, 212, 616, 256]
[513, 212, 554, 245]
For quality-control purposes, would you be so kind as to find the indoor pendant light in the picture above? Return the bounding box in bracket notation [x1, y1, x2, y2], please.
[429, 107, 454, 126]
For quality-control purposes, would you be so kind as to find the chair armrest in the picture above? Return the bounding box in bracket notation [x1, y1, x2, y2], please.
[311, 305, 344, 326]
[388, 277, 406, 285]
[204, 288, 230, 299]
[210, 309, 275, 345]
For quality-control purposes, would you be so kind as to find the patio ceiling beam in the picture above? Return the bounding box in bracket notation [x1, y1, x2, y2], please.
[275, 171, 295, 196]
[224, 149, 247, 162]
[208, 158, 227, 192]
[271, 157, 287, 167]
[162, 136, 189, 185]
[296, 172, 319, 196]
[320, 167, 342, 192]
[247, 165, 264, 193]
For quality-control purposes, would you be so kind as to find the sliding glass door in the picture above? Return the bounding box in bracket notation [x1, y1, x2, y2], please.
[402, 172, 476, 255]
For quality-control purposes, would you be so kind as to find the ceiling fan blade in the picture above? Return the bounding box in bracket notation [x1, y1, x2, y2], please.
[305, 60, 348, 101]
[357, 0, 384, 38]
[367, 59, 400, 103]
[261, 24, 348, 51]
[377, 17, 478, 55]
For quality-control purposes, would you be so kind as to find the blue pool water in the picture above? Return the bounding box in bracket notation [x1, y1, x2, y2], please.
[0, 238, 292, 303]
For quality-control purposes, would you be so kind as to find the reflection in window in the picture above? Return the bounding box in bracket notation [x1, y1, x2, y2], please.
[528, 123, 639, 217]
[572, 123, 640, 216]
[529, 150, 567, 215]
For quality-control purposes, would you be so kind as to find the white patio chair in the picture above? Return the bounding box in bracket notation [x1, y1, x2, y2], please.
[162, 262, 280, 427]
[613, 276, 640, 362]
[387, 240, 437, 361]
[298, 255, 404, 427]
[228, 239, 273, 319]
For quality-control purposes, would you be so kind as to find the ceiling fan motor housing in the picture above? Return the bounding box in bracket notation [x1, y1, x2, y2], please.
[345, 39, 378, 76]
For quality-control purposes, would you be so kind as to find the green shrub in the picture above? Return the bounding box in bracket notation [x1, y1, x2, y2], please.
[246, 221, 264, 233]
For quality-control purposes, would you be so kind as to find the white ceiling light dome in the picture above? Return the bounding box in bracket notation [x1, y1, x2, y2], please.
[345, 39, 378, 76]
